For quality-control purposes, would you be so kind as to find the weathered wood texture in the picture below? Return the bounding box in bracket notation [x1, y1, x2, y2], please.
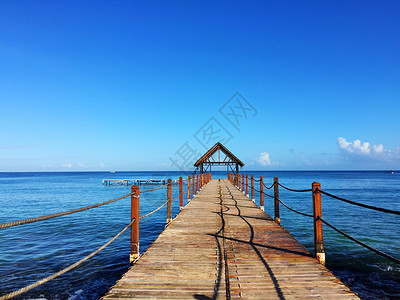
[103, 179, 359, 299]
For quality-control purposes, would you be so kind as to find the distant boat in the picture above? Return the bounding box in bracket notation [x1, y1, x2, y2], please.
[110, 171, 116, 173]
[390, 170, 394, 174]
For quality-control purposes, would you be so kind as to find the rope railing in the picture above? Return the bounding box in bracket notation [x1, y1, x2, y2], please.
[140, 184, 168, 193]
[228, 172, 399, 266]
[318, 217, 400, 264]
[318, 189, 400, 215]
[0, 218, 136, 300]
[0, 192, 135, 230]
[277, 182, 312, 193]
[262, 181, 274, 189]
[253, 187, 274, 198]
[0, 174, 204, 299]
[277, 197, 313, 218]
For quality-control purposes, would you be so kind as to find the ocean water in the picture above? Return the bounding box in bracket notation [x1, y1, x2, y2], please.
[0, 171, 399, 299]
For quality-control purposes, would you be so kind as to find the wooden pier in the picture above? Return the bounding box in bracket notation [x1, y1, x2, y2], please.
[102, 178, 179, 186]
[103, 179, 359, 299]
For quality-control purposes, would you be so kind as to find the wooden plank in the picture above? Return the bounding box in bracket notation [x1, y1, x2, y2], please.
[102, 179, 360, 299]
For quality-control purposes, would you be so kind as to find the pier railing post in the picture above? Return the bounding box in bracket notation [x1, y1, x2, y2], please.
[179, 176, 183, 210]
[242, 174, 244, 192]
[167, 179, 172, 224]
[313, 181, 325, 265]
[274, 177, 280, 224]
[199, 174, 202, 190]
[246, 174, 249, 197]
[188, 175, 191, 202]
[260, 176, 264, 211]
[251, 175, 255, 202]
[196, 174, 199, 194]
[192, 175, 195, 197]
[130, 185, 140, 263]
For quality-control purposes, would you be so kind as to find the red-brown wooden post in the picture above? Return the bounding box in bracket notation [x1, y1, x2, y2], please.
[196, 174, 199, 193]
[236, 174, 238, 187]
[179, 176, 183, 210]
[242, 174, 245, 193]
[313, 181, 325, 265]
[199, 174, 202, 190]
[167, 179, 172, 223]
[192, 175, 195, 196]
[246, 174, 249, 197]
[274, 177, 280, 224]
[251, 175, 255, 202]
[238, 174, 241, 189]
[130, 185, 140, 263]
[188, 175, 191, 202]
[260, 176, 264, 211]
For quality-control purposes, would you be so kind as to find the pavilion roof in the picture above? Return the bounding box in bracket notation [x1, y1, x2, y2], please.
[194, 142, 244, 167]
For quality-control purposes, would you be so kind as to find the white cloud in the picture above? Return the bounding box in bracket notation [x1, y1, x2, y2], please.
[337, 137, 398, 161]
[257, 152, 272, 166]
[77, 162, 85, 168]
[62, 163, 72, 168]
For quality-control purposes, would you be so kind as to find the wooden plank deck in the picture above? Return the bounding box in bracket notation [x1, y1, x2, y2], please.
[102, 179, 359, 299]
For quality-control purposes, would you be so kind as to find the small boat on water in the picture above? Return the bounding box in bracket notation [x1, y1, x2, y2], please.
[390, 170, 394, 174]
[110, 171, 116, 173]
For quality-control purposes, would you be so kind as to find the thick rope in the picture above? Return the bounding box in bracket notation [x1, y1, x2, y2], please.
[318, 217, 400, 264]
[139, 199, 169, 220]
[139, 191, 182, 220]
[0, 219, 135, 300]
[277, 197, 313, 218]
[277, 182, 312, 192]
[140, 184, 167, 193]
[0, 192, 134, 230]
[319, 189, 400, 215]
[263, 181, 274, 189]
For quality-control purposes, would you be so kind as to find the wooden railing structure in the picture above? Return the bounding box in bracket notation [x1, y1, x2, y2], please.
[228, 172, 400, 266]
[1, 171, 399, 299]
[0, 173, 211, 300]
[129, 173, 211, 262]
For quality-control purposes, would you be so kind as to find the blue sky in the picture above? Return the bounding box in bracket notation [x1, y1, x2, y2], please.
[1, 1, 399, 171]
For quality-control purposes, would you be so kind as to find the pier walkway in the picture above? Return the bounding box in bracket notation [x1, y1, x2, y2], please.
[103, 179, 359, 299]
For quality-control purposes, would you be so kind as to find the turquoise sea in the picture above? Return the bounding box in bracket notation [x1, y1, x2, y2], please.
[0, 171, 399, 299]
